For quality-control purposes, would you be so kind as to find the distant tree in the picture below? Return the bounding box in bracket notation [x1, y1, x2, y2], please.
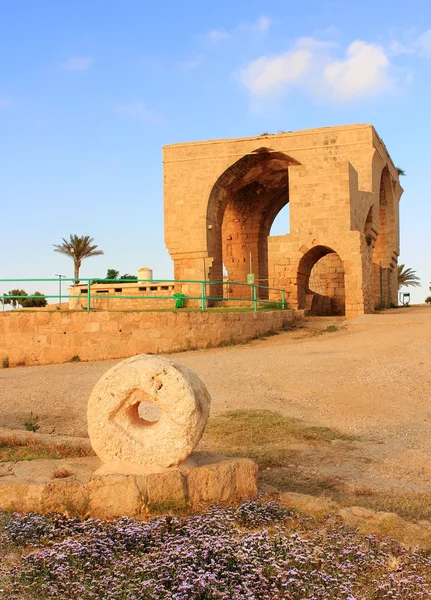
[106, 269, 120, 280]
[397, 264, 420, 289]
[425, 296, 431, 304]
[54, 235, 104, 283]
[2, 289, 28, 308]
[396, 167, 406, 176]
[120, 273, 137, 281]
[20, 292, 47, 308]
[91, 270, 137, 284]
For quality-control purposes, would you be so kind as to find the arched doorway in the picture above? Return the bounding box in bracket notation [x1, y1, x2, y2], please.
[207, 148, 300, 299]
[297, 245, 345, 316]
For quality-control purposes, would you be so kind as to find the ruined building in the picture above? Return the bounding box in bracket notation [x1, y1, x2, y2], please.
[163, 125, 402, 318]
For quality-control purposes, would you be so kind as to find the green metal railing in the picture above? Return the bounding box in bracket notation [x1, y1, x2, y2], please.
[0, 278, 288, 313]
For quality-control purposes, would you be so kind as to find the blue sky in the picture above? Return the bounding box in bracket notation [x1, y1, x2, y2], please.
[0, 0, 430, 303]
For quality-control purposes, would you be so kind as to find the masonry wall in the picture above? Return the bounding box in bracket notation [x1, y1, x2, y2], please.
[309, 253, 345, 315]
[0, 309, 301, 367]
[70, 283, 176, 311]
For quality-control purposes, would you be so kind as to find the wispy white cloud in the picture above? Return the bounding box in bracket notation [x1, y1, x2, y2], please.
[388, 28, 431, 58]
[205, 15, 271, 44]
[244, 16, 271, 34]
[323, 41, 391, 100]
[0, 97, 11, 109]
[239, 37, 393, 103]
[61, 56, 94, 71]
[206, 29, 230, 44]
[416, 29, 431, 57]
[178, 58, 202, 70]
[240, 48, 312, 97]
[387, 39, 413, 56]
[117, 101, 164, 125]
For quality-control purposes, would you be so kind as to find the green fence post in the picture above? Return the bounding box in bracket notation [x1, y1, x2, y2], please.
[201, 281, 205, 312]
[87, 280, 91, 312]
[282, 290, 285, 310]
[253, 284, 257, 312]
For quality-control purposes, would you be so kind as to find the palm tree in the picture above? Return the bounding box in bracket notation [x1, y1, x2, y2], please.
[397, 264, 420, 289]
[54, 235, 104, 283]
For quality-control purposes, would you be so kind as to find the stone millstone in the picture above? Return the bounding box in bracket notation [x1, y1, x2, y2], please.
[87, 354, 211, 469]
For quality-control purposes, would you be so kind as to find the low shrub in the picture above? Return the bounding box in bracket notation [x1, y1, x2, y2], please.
[23, 413, 40, 433]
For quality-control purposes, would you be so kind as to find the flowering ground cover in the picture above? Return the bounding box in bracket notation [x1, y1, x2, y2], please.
[1, 501, 430, 599]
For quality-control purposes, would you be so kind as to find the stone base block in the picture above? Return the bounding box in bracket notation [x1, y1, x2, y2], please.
[0, 455, 258, 518]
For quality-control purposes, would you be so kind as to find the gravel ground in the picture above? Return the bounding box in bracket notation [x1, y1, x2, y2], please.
[1, 306, 430, 493]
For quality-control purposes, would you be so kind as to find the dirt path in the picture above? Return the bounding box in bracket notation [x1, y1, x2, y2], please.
[1, 306, 430, 494]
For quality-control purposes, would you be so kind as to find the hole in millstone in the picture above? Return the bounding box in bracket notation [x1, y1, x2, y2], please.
[137, 401, 161, 423]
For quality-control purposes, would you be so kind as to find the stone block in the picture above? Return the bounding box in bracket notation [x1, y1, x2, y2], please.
[185, 456, 258, 507]
[42, 479, 87, 513]
[145, 470, 187, 507]
[86, 474, 143, 518]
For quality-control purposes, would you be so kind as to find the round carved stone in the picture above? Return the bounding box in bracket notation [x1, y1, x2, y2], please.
[87, 355, 211, 470]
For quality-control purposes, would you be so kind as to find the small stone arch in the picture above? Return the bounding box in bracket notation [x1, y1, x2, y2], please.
[297, 245, 345, 316]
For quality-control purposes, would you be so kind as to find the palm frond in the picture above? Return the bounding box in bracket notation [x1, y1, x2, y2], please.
[397, 264, 420, 289]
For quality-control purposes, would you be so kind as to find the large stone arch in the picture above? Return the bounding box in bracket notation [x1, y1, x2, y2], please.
[373, 166, 398, 307]
[206, 148, 300, 297]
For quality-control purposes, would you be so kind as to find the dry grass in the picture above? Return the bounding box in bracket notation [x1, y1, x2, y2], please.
[199, 410, 356, 496]
[199, 410, 431, 527]
[340, 486, 431, 522]
[51, 466, 73, 479]
[204, 410, 355, 447]
[0, 436, 94, 462]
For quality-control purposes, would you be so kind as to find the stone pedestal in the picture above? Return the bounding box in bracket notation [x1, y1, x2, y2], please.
[0, 455, 258, 518]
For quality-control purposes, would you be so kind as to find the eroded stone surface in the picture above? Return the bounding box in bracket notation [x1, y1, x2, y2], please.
[0, 455, 258, 517]
[86, 475, 144, 518]
[186, 457, 259, 507]
[87, 355, 211, 469]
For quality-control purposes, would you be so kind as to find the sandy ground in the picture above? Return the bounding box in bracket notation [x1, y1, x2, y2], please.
[1, 306, 430, 493]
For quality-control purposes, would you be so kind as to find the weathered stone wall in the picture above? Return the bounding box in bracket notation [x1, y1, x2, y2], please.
[309, 253, 345, 315]
[70, 283, 176, 311]
[0, 309, 300, 367]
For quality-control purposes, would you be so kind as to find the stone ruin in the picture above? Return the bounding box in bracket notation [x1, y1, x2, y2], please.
[164, 124, 402, 318]
[0, 355, 258, 517]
